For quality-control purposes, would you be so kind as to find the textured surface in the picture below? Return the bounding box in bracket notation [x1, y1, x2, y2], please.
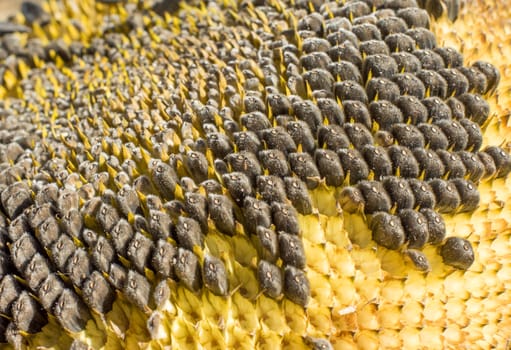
[0, 0, 510, 349]
[0, 1, 40, 21]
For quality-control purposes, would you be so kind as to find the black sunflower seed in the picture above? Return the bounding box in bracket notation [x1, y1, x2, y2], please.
[363, 54, 398, 80]
[183, 151, 209, 184]
[151, 240, 177, 280]
[38, 273, 64, 311]
[392, 73, 426, 99]
[12, 291, 47, 334]
[278, 233, 306, 269]
[445, 97, 465, 120]
[472, 61, 500, 94]
[53, 288, 91, 333]
[357, 181, 392, 214]
[369, 100, 404, 131]
[342, 100, 372, 129]
[438, 68, 469, 97]
[352, 23, 382, 42]
[360, 39, 390, 56]
[428, 179, 461, 214]
[405, 249, 430, 272]
[111, 219, 134, 256]
[434, 119, 469, 152]
[153, 280, 171, 309]
[225, 151, 262, 184]
[255, 227, 279, 263]
[271, 202, 300, 236]
[338, 149, 370, 185]
[35, 216, 60, 247]
[66, 248, 92, 287]
[327, 61, 363, 84]
[301, 51, 332, 71]
[314, 149, 345, 187]
[302, 68, 335, 92]
[398, 209, 429, 249]
[61, 209, 84, 241]
[260, 127, 297, 155]
[0, 275, 21, 315]
[258, 150, 290, 178]
[82, 271, 115, 314]
[433, 47, 463, 68]
[266, 93, 292, 118]
[124, 270, 152, 310]
[256, 175, 287, 204]
[1, 184, 32, 220]
[413, 49, 445, 70]
[174, 248, 202, 293]
[422, 97, 452, 123]
[436, 150, 466, 179]
[92, 236, 115, 273]
[391, 52, 422, 73]
[484, 146, 511, 178]
[203, 255, 229, 296]
[458, 66, 488, 94]
[371, 212, 406, 250]
[288, 152, 321, 190]
[335, 1, 371, 19]
[283, 266, 310, 307]
[207, 133, 234, 160]
[440, 237, 474, 270]
[338, 186, 365, 214]
[257, 260, 283, 299]
[457, 151, 485, 183]
[476, 151, 497, 179]
[317, 124, 350, 151]
[286, 121, 316, 154]
[243, 197, 272, 234]
[418, 123, 449, 150]
[450, 179, 480, 213]
[116, 185, 141, 218]
[234, 131, 262, 155]
[397, 7, 430, 28]
[459, 119, 483, 152]
[149, 161, 179, 201]
[26, 204, 53, 231]
[385, 33, 415, 53]
[415, 70, 447, 99]
[11, 233, 40, 272]
[127, 232, 154, 274]
[182, 193, 208, 233]
[377, 16, 408, 38]
[405, 28, 436, 49]
[57, 190, 80, 215]
[413, 148, 445, 180]
[344, 123, 374, 150]
[388, 145, 420, 178]
[284, 177, 313, 215]
[334, 80, 368, 104]
[391, 123, 425, 149]
[382, 176, 415, 211]
[419, 208, 446, 245]
[408, 179, 436, 209]
[366, 77, 401, 103]
[24, 253, 51, 291]
[96, 203, 120, 232]
[362, 145, 393, 181]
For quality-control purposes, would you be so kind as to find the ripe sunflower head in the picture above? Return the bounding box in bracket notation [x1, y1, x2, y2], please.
[0, 0, 509, 349]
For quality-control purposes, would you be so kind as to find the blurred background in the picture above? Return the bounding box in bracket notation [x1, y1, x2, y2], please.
[0, 0, 42, 20]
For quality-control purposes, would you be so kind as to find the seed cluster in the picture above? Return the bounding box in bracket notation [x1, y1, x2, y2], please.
[0, 0, 508, 346]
